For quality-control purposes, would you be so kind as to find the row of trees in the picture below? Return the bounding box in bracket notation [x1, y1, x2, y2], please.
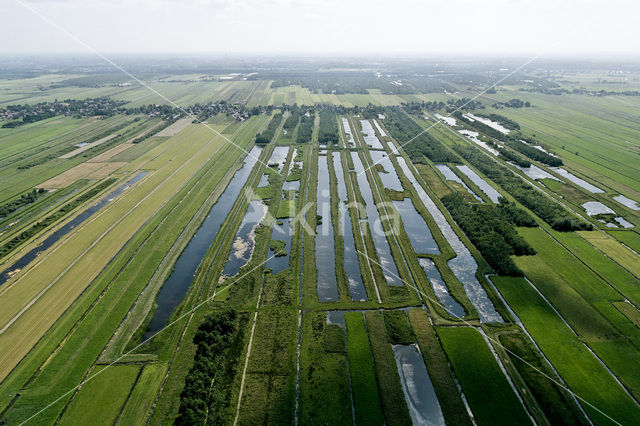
[318, 109, 339, 145]
[505, 139, 563, 167]
[382, 107, 459, 163]
[453, 144, 591, 231]
[456, 111, 562, 167]
[498, 147, 531, 168]
[296, 115, 314, 143]
[255, 113, 283, 144]
[0, 188, 47, 219]
[442, 193, 536, 276]
[491, 98, 531, 109]
[176, 310, 240, 425]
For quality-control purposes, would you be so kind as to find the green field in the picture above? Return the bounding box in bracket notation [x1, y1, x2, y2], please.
[437, 327, 531, 425]
[1, 60, 639, 425]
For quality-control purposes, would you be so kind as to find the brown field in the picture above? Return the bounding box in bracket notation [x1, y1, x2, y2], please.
[155, 118, 193, 137]
[88, 143, 135, 162]
[38, 162, 127, 189]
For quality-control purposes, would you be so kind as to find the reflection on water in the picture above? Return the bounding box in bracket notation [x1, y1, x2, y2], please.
[268, 146, 290, 173]
[550, 168, 603, 193]
[266, 218, 292, 273]
[360, 120, 384, 149]
[316, 155, 338, 301]
[332, 151, 367, 301]
[396, 157, 502, 322]
[435, 164, 482, 202]
[221, 199, 268, 278]
[143, 146, 264, 340]
[419, 258, 465, 318]
[456, 165, 502, 203]
[351, 151, 402, 286]
[393, 344, 446, 426]
[370, 151, 403, 192]
[393, 199, 439, 254]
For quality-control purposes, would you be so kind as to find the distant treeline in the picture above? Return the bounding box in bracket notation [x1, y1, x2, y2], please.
[491, 98, 531, 109]
[442, 193, 536, 276]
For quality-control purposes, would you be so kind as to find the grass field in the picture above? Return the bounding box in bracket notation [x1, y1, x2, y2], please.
[608, 230, 640, 253]
[344, 311, 384, 425]
[437, 326, 531, 425]
[117, 363, 168, 425]
[493, 275, 640, 425]
[2, 63, 640, 426]
[58, 364, 140, 426]
[299, 312, 352, 425]
[364, 310, 412, 426]
[578, 230, 640, 278]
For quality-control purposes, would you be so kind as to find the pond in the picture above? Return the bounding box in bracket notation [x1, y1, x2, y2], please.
[392, 199, 439, 254]
[316, 155, 338, 301]
[266, 218, 292, 274]
[582, 201, 615, 216]
[463, 113, 510, 134]
[267, 146, 290, 173]
[372, 118, 387, 136]
[614, 217, 634, 228]
[370, 150, 404, 192]
[613, 195, 640, 211]
[332, 151, 367, 301]
[458, 130, 499, 155]
[435, 164, 482, 202]
[419, 258, 465, 318]
[221, 199, 268, 279]
[456, 165, 502, 203]
[396, 157, 502, 322]
[342, 118, 356, 147]
[393, 344, 446, 426]
[434, 113, 457, 126]
[550, 168, 604, 193]
[515, 164, 561, 182]
[360, 119, 385, 149]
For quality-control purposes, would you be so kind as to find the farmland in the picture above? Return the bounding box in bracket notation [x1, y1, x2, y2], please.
[0, 57, 639, 426]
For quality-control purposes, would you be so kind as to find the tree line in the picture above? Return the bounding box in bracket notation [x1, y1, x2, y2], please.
[255, 113, 283, 144]
[176, 310, 243, 425]
[441, 193, 536, 276]
[453, 144, 591, 231]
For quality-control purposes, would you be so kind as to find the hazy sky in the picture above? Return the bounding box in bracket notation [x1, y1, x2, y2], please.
[4, 0, 640, 55]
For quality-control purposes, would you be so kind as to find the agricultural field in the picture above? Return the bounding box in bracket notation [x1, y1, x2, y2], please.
[0, 56, 639, 426]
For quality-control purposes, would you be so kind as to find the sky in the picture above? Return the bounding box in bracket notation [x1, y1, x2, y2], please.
[3, 0, 640, 56]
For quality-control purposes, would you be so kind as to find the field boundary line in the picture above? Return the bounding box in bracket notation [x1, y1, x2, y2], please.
[17, 252, 276, 426]
[13, 0, 271, 173]
[356, 248, 623, 426]
[0, 128, 230, 335]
